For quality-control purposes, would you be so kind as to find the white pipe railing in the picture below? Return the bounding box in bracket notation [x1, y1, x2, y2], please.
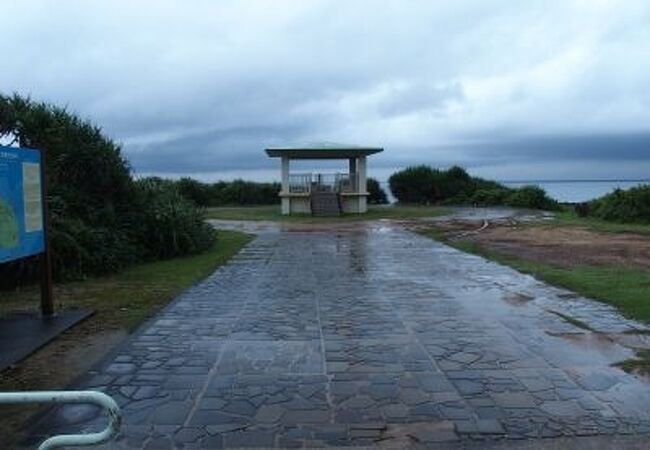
[288, 173, 312, 193]
[288, 172, 359, 194]
[0, 390, 121, 450]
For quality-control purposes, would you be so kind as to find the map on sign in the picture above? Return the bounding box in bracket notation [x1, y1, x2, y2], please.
[0, 145, 44, 263]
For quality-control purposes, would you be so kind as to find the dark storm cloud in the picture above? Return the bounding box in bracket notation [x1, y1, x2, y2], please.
[129, 124, 310, 172]
[1, 1, 650, 179]
[446, 133, 650, 166]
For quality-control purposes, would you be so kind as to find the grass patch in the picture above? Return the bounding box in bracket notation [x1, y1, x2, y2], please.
[420, 230, 650, 323]
[615, 350, 650, 376]
[0, 230, 253, 330]
[548, 310, 594, 331]
[624, 329, 650, 335]
[204, 204, 447, 222]
[551, 209, 650, 235]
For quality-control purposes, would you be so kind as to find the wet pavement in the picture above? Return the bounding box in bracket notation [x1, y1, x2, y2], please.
[426, 206, 555, 223]
[29, 221, 650, 449]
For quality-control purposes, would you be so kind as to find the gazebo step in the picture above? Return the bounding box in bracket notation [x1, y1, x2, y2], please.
[311, 191, 341, 216]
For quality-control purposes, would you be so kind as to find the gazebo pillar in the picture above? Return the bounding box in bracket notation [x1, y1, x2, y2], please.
[348, 158, 358, 190]
[358, 155, 367, 212]
[281, 156, 290, 215]
[348, 158, 357, 174]
[348, 158, 357, 191]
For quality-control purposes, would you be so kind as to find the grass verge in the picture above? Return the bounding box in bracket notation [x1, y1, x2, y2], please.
[548, 310, 594, 331]
[0, 230, 253, 330]
[552, 209, 650, 235]
[615, 350, 650, 375]
[420, 231, 650, 324]
[205, 204, 447, 222]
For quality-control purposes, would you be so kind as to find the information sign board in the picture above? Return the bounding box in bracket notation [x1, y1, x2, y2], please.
[0, 145, 44, 263]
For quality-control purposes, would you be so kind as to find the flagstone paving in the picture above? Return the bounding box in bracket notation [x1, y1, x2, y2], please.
[29, 222, 650, 449]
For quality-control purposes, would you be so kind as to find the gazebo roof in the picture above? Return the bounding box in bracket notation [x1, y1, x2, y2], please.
[265, 143, 383, 159]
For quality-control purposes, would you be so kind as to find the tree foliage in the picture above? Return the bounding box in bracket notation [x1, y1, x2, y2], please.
[367, 178, 388, 204]
[0, 93, 214, 286]
[174, 176, 388, 206]
[172, 178, 280, 207]
[588, 184, 650, 223]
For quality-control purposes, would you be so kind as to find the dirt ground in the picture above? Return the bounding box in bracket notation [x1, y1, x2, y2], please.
[428, 219, 650, 270]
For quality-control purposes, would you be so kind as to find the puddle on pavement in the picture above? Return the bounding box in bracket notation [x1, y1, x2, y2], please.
[543, 331, 636, 366]
[504, 292, 535, 306]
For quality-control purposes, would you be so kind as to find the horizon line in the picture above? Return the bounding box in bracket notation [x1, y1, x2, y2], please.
[374, 178, 650, 184]
[499, 178, 650, 183]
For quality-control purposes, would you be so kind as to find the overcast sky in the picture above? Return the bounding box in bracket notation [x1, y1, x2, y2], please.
[2, 0, 650, 181]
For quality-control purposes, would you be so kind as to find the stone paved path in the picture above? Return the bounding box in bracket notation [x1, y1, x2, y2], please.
[30, 223, 650, 449]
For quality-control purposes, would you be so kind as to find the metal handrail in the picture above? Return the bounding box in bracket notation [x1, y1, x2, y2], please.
[0, 390, 121, 450]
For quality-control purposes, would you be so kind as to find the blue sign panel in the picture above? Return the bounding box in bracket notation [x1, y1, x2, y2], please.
[0, 145, 45, 263]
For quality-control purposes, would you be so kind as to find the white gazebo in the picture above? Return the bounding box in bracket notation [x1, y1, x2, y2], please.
[265, 144, 383, 215]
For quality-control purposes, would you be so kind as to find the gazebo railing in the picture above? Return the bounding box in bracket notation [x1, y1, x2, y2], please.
[337, 173, 358, 193]
[312, 173, 337, 192]
[288, 173, 359, 194]
[288, 173, 312, 193]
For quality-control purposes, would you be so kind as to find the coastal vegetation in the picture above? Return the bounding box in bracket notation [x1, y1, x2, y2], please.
[0, 94, 214, 285]
[171, 176, 389, 207]
[367, 177, 389, 204]
[176, 177, 280, 206]
[585, 184, 650, 224]
[389, 165, 560, 210]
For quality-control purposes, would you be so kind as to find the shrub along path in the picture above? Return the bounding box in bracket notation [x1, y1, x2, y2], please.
[26, 221, 650, 449]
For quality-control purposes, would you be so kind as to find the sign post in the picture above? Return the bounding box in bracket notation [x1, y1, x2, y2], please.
[39, 148, 54, 317]
[0, 145, 51, 316]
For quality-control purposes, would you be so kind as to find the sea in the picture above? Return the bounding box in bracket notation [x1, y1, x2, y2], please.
[500, 180, 650, 203]
[379, 180, 650, 204]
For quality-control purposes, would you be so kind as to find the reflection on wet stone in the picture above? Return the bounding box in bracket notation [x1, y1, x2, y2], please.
[29, 225, 650, 448]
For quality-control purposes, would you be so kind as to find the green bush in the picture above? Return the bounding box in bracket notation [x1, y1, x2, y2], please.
[130, 178, 215, 259]
[388, 165, 559, 211]
[174, 178, 280, 207]
[388, 165, 442, 203]
[50, 216, 138, 279]
[367, 178, 388, 204]
[212, 179, 280, 206]
[440, 166, 472, 200]
[505, 185, 560, 210]
[470, 188, 511, 206]
[589, 184, 650, 223]
[0, 94, 215, 286]
[177, 177, 213, 206]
